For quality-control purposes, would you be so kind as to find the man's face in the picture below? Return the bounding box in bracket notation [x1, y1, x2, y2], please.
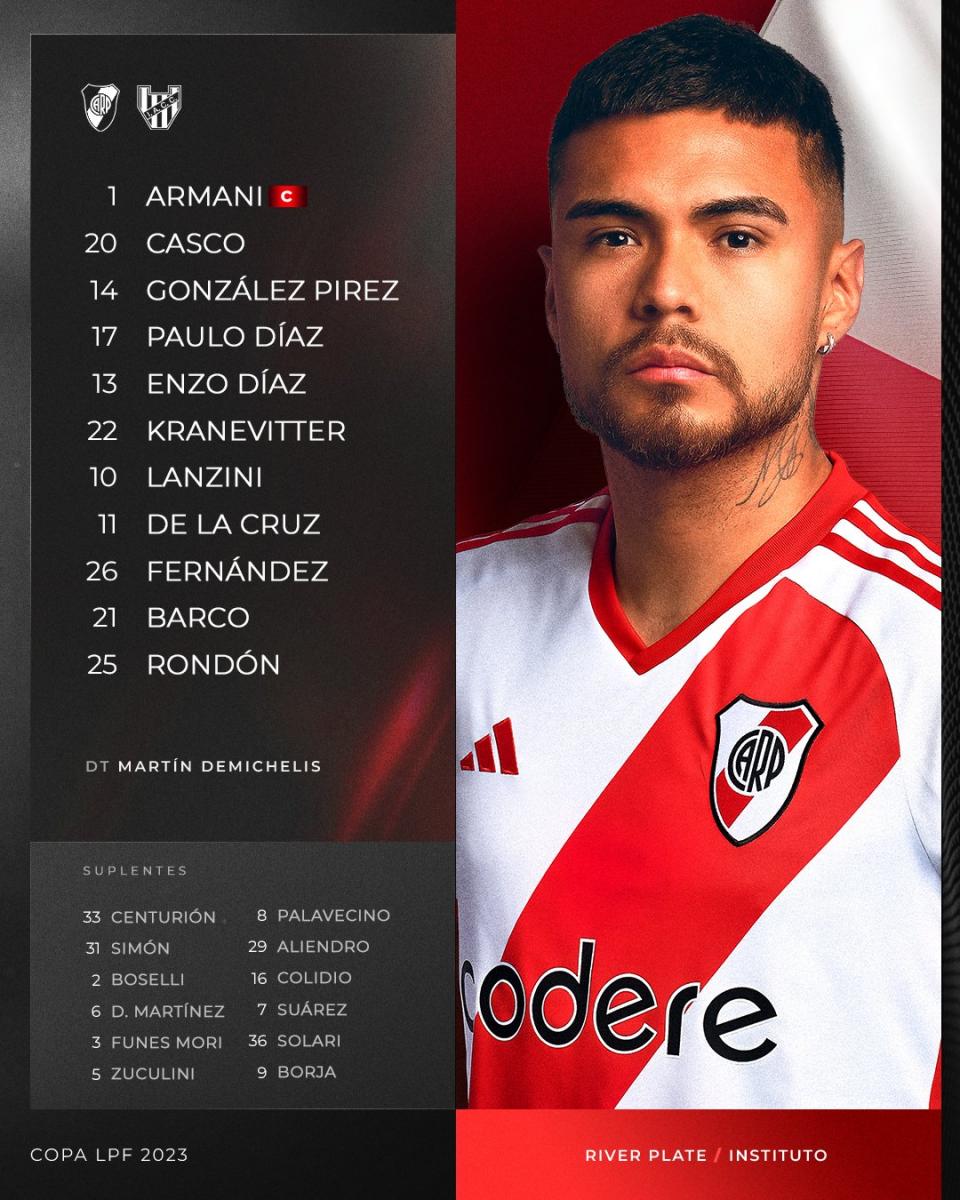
[543, 109, 838, 470]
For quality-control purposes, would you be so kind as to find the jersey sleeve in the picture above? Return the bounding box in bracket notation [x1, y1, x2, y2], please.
[905, 709, 941, 875]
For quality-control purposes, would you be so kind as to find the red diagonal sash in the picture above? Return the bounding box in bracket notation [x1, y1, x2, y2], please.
[469, 581, 899, 1106]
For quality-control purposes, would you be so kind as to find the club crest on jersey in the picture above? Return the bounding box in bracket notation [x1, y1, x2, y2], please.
[137, 83, 182, 130]
[711, 696, 822, 846]
[82, 84, 119, 131]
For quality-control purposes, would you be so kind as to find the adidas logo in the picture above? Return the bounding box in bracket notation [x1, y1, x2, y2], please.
[459, 717, 518, 775]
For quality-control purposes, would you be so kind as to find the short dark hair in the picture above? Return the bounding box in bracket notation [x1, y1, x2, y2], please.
[549, 14, 844, 206]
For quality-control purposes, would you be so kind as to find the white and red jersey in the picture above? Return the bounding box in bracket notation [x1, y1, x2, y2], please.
[456, 453, 940, 1109]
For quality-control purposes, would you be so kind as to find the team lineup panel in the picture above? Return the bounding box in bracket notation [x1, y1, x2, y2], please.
[30, 36, 453, 1109]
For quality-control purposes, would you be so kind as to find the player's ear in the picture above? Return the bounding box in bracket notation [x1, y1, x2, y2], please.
[538, 245, 560, 349]
[819, 238, 864, 346]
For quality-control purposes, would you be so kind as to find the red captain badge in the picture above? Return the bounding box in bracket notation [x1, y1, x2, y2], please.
[711, 696, 823, 846]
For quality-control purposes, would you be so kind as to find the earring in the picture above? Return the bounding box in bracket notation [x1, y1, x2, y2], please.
[817, 332, 836, 356]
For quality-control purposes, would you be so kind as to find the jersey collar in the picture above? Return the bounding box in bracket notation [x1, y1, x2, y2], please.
[588, 451, 867, 675]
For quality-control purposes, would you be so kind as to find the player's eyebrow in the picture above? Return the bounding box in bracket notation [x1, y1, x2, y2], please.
[564, 198, 650, 222]
[563, 195, 789, 225]
[689, 195, 789, 224]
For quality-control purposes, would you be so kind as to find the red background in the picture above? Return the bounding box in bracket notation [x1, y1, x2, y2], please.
[454, 0, 942, 1182]
[457, 1110, 940, 1199]
[456, 0, 941, 543]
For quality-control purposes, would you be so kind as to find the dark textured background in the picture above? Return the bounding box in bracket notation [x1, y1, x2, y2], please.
[0, 5, 455, 1197]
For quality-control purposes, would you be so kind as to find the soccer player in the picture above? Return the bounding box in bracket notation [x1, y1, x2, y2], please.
[456, 15, 940, 1109]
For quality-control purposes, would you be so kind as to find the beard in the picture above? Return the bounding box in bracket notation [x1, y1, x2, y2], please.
[561, 324, 818, 471]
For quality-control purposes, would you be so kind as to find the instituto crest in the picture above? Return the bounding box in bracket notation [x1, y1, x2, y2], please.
[137, 83, 182, 130]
